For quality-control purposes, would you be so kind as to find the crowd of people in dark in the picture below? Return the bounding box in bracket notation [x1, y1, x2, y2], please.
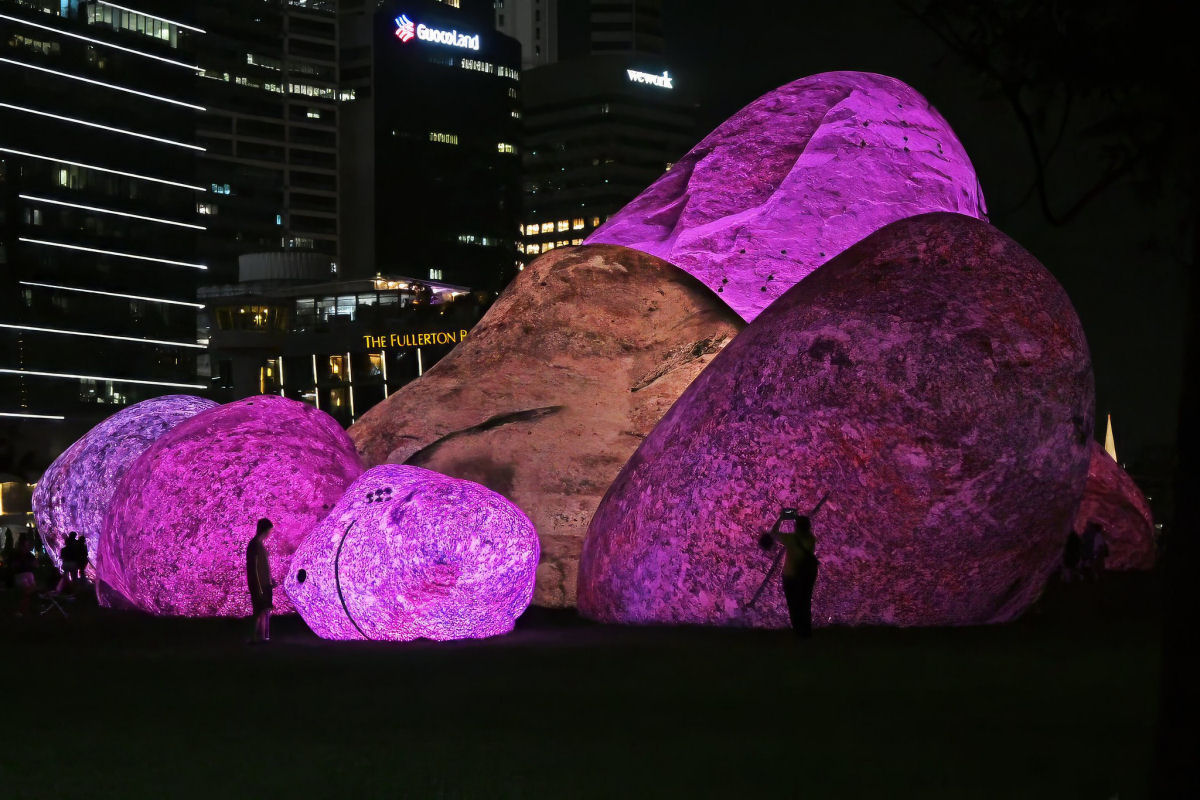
[1, 525, 90, 617]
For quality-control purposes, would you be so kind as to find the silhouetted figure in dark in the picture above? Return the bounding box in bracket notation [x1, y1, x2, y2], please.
[76, 535, 89, 581]
[1062, 530, 1083, 582]
[1, 529, 14, 589]
[13, 535, 38, 617]
[246, 518, 274, 643]
[1081, 522, 1109, 581]
[54, 532, 83, 594]
[760, 510, 819, 638]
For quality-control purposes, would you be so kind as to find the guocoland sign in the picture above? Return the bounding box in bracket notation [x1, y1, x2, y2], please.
[362, 330, 470, 349]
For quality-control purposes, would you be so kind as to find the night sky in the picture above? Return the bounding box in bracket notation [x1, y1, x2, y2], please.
[660, 0, 1195, 467]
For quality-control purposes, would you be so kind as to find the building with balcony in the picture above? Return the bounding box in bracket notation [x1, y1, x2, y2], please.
[199, 251, 483, 428]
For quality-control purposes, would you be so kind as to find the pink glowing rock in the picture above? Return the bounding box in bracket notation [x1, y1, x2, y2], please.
[1073, 441, 1156, 570]
[99, 395, 364, 616]
[32, 395, 218, 576]
[579, 213, 1094, 628]
[586, 71, 988, 322]
[284, 465, 539, 641]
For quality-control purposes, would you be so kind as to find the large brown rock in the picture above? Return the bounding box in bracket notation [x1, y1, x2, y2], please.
[1073, 441, 1156, 570]
[349, 244, 745, 607]
[579, 213, 1095, 628]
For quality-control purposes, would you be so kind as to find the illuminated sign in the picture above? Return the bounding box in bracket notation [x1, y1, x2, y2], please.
[363, 330, 470, 349]
[627, 69, 673, 89]
[394, 14, 480, 51]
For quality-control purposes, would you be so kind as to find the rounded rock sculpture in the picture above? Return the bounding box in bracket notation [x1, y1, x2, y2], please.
[587, 71, 988, 322]
[284, 465, 539, 641]
[99, 395, 364, 616]
[1073, 441, 1156, 570]
[32, 395, 218, 576]
[579, 213, 1094, 628]
[349, 244, 743, 608]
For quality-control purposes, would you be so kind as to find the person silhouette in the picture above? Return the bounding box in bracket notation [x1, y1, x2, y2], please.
[760, 509, 819, 638]
[246, 518, 274, 643]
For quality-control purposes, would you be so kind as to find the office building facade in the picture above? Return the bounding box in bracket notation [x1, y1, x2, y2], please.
[1, 0, 207, 471]
[201, 251, 483, 428]
[339, 0, 522, 291]
[195, 0, 345, 284]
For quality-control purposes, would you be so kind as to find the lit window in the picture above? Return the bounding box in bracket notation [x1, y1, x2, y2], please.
[524, 223, 540, 236]
[497, 142, 516, 155]
[556, 220, 569, 232]
[540, 223, 553, 234]
[511, 110, 521, 119]
[572, 218, 584, 230]
[543, 242, 556, 252]
[526, 243, 540, 255]
[592, 216, 601, 227]
[571, 238, 583, 246]
[307, 109, 321, 119]
[429, 131, 459, 145]
[275, 214, 283, 225]
[57, 168, 69, 187]
[429, 268, 443, 280]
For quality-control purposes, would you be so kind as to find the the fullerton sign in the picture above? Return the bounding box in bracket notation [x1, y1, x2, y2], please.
[394, 14, 480, 51]
[363, 329, 470, 349]
[627, 69, 673, 89]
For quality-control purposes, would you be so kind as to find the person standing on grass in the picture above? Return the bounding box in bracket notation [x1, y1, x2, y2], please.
[759, 509, 819, 638]
[246, 518, 275, 643]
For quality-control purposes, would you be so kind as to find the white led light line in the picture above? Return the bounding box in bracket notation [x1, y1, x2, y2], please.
[0, 103, 206, 151]
[0, 14, 199, 69]
[18, 281, 204, 309]
[0, 147, 205, 192]
[97, 1, 206, 34]
[0, 323, 204, 349]
[0, 412, 66, 420]
[20, 195, 206, 230]
[0, 368, 205, 390]
[18, 238, 208, 270]
[0, 58, 205, 110]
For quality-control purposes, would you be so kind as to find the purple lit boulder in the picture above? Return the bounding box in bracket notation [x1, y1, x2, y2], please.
[99, 396, 364, 616]
[1073, 442, 1156, 570]
[284, 465, 539, 641]
[32, 395, 218, 577]
[587, 71, 988, 322]
[579, 213, 1094, 628]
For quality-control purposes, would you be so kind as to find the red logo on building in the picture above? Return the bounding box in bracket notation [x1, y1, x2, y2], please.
[394, 14, 415, 43]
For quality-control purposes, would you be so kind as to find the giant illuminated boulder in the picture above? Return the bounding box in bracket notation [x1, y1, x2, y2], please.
[349, 244, 744, 607]
[579, 213, 1094, 628]
[1073, 441, 1156, 570]
[32, 395, 218, 577]
[587, 71, 988, 322]
[285, 465, 539, 641]
[99, 395, 364, 616]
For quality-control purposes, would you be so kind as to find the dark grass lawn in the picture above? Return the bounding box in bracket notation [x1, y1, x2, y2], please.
[0, 573, 1162, 799]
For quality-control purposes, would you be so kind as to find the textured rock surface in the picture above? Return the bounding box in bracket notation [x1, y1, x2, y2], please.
[349, 244, 745, 607]
[1073, 441, 1156, 570]
[32, 395, 218, 576]
[285, 465, 539, 641]
[99, 396, 364, 616]
[579, 213, 1094, 628]
[587, 71, 987, 322]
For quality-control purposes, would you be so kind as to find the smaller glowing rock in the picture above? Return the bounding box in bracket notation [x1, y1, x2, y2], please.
[285, 465, 539, 641]
[1073, 441, 1156, 570]
[32, 395, 218, 576]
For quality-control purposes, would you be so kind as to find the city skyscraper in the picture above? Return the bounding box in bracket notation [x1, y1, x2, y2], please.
[1, 0, 207, 468]
[195, 0, 344, 283]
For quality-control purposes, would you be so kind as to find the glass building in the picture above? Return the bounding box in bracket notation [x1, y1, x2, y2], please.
[0, 0, 207, 471]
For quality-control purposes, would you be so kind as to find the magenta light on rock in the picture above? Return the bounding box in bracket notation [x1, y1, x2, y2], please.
[285, 465, 539, 641]
[578, 213, 1094, 629]
[99, 395, 364, 616]
[1073, 441, 1156, 570]
[32, 395, 218, 576]
[586, 71, 988, 322]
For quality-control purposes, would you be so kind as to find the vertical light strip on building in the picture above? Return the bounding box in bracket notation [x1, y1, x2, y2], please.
[311, 354, 320, 410]
[417, 348, 424, 376]
[381, 351, 389, 398]
[278, 356, 285, 397]
[346, 351, 355, 420]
